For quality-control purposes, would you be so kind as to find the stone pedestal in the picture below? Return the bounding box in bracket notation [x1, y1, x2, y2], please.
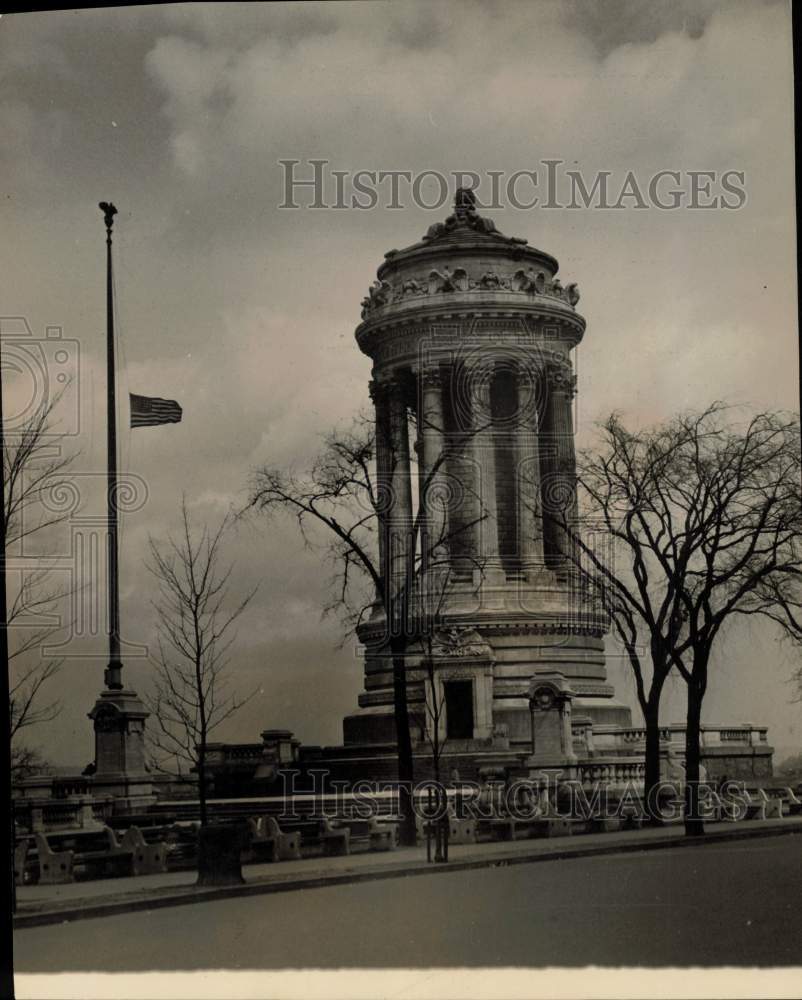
[525, 671, 578, 775]
[88, 688, 154, 812]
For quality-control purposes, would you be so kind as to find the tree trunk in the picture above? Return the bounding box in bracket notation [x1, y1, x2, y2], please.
[390, 634, 416, 846]
[684, 677, 705, 837]
[197, 748, 208, 828]
[643, 694, 664, 826]
[430, 671, 441, 784]
[196, 644, 208, 828]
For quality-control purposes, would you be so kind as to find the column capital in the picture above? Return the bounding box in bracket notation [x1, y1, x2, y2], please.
[512, 363, 543, 398]
[545, 360, 577, 396]
[369, 371, 398, 402]
[414, 363, 443, 389]
[461, 354, 494, 374]
[513, 364, 533, 386]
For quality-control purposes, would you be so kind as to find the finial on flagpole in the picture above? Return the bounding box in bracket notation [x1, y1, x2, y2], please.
[99, 201, 117, 238]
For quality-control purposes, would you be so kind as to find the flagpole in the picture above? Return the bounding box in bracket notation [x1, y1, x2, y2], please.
[100, 202, 122, 691]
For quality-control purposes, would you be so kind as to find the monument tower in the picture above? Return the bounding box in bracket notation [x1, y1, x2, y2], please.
[195, 192, 774, 794]
[343, 190, 632, 777]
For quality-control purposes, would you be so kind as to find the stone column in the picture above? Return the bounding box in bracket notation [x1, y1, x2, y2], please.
[417, 364, 449, 595]
[386, 374, 414, 618]
[468, 362, 503, 584]
[514, 365, 544, 576]
[369, 376, 392, 592]
[541, 359, 578, 564]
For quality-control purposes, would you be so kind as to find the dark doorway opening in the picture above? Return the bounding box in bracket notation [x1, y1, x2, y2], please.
[445, 680, 474, 740]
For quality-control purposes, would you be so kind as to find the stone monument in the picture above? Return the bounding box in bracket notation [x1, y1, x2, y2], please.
[343, 189, 632, 779]
[181, 192, 776, 794]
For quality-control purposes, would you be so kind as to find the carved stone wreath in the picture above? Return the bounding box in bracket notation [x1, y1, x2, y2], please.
[93, 705, 123, 733]
[531, 686, 556, 711]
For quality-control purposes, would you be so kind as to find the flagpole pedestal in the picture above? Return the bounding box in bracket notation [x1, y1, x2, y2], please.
[88, 688, 154, 813]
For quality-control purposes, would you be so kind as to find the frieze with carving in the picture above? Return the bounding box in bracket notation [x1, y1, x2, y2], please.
[428, 266, 468, 294]
[360, 265, 581, 318]
[360, 279, 393, 318]
[431, 626, 491, 659]
[368, 328, 569, 368]
[512, 268, 546, 294]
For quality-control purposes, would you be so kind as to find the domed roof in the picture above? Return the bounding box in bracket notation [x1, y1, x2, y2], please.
[377, 188, 558, 278]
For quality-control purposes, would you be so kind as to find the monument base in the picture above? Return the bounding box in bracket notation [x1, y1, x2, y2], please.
[89, 771, 155, 813]
[88, 686, 153, 813]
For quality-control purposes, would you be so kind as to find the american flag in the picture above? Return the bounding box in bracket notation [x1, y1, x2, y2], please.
[129, 393, 183, 428]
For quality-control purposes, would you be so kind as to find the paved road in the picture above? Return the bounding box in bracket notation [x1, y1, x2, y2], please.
[14, 834, 802, 970]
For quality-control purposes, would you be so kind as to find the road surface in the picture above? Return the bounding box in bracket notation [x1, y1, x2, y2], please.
[14, 834, 802, 970]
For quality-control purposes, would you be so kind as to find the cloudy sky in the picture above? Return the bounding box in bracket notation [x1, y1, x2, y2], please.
[1, 1, 799, 767]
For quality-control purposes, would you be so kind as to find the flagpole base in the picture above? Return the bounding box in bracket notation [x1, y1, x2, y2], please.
[89, 687, 150, 801]
[104, 661, 123, 691]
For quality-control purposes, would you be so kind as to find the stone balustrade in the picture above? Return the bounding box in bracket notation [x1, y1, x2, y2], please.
[205, 743, 265, 765]
[576, 758, 645, 789]
[587, 722, 769, 753]
[15, 773, 95, 800]
[13, 794, 113, 833]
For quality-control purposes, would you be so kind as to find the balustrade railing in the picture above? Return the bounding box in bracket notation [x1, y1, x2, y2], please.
[577, 759, 645, 787]
[585, 723, 769, 751]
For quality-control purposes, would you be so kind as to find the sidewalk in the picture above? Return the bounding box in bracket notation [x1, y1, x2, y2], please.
[14, 814, 802, 929]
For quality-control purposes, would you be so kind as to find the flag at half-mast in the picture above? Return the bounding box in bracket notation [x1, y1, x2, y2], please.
[129, 393, 183, 428]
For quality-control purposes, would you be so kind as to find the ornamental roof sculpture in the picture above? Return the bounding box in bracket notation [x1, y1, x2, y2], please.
[420, 187, 526, 245]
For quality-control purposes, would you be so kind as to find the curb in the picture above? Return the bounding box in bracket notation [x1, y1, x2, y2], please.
[13, 821, 802, 930]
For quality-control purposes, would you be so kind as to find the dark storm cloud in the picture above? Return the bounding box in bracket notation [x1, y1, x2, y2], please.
[562, 0, 725, 53]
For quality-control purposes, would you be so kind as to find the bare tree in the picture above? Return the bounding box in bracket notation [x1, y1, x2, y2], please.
[549, 410, 705, 821]
[4, 394, 75, 783]
[557, 404, 802, 835]
[11, 653, 60, 777]
[145, 500, 257, 826]
[4, 399, 74, 547]
[8, 573, 68, 782]
[248, 412, 484, 845]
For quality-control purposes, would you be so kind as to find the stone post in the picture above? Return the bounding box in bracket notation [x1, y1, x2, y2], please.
[514, 365, 544, 577]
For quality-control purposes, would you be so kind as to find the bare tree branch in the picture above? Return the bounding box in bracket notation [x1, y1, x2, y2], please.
[553, 403, 802, 834]
[144, 499, 257, 825]
[5, 390, 78, 777]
